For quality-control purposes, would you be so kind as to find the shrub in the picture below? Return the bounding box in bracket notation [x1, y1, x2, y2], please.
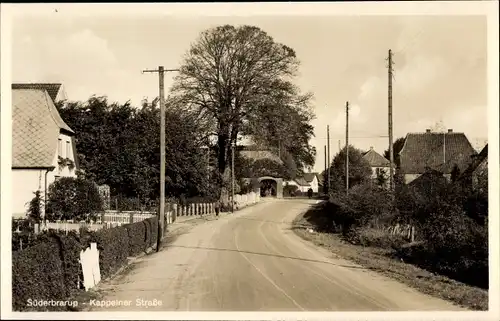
[283, 184, 298, 197]
[12, 238, 66, 311]
[394, 177, 489, 288]
[329, 184, 395, 234]
[82, 226, 129, 278]
[124, 220, 147, 256]
[419, 207, 488, 288]
[12, 219, 37, 252]
[27, 190, 43, 223]
[55, 231, 85, 296]
[348, 226, 406, 249]
[46, 177, 103, 222]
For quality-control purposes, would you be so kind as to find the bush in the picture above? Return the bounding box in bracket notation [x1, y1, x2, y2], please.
[329, 184, 395, 234]
[12, 219, 37, 252]
[419, 207, 488, 288]
[394, 177, 488, 288]
[348, 227, 406, 249]
[46, 177, 103, 222]
[122, 217, 160, 257]
[124, 220, 147, 256]
[12, 217, 166, 311]
[12, 238, 66, 311]
[27, 190, 43, 223]
[283, 184, 298, 197]
[56, 231, 85, 296]
[82, 226, 129, 278]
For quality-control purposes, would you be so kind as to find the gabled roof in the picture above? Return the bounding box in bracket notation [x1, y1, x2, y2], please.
[399, 131, 477, 175]
[362, 148, 391, 167]
[239, 146, 283, 164]
[408, 168, 448, 190]
[303, 172, 319, 183]
[461, 144, 488, 178]
[12, 88, 74, 168]
[294, 177, 311, 187]
[12, 83, 63, 103]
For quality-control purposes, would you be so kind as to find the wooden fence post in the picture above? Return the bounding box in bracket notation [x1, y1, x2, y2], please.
[129, 212, 134, 224]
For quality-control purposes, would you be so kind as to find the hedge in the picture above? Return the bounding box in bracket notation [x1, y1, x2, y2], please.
[12, 237, 67, 311]
[12, 216, 163, 311]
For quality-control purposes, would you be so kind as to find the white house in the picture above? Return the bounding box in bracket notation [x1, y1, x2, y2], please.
[283, 177, 310, 193]
[303, 172, 320, 193]
[361, 147, 392, 187]
[283, 172, 320, 194]
[12, 83, 78, 218]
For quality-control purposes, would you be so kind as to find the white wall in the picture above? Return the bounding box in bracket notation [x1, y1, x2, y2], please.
[55, 133, 77, 178]
[309, 176, 319, 193]
[283, 180, 310, 193]
[12, 132, 77, 218]
[404, 174, 421, 184]
[12, 169, 51, 218]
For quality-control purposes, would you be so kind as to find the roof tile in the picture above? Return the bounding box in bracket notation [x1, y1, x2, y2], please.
[12, 88, 74, 168]
[399, 132, 477, 174]
[362, 149, 391, 167]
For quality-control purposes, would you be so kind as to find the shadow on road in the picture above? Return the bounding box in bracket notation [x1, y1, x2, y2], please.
[165, 244, 368, 271]
[232, 216, 292, 225]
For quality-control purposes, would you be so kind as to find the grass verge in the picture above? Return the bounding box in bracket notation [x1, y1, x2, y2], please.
[291, 203, 488, 311]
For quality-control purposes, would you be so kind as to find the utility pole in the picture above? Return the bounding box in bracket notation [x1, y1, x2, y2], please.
[388, 49, 395, 192]
[338, 139, 341, 152]
[327, 125, 331, 194]
[324, 145, 327, 194]
[346, 101, 349, 195]
[142, 66, 179, 252]
[231, 142, 235, 213]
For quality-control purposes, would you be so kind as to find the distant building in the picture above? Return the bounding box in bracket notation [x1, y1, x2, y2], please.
[12, 83, 78, 218]
[460, 144, 488, 192]
[362, 147, 392, 187]
[238, 144, 283, 198]
[398, 129, 477, 184]
[284, 177, 311, 193]
[303, 172, 320, 193]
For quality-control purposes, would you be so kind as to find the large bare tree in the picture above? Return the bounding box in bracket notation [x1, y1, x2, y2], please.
[169, 25, 314, 201]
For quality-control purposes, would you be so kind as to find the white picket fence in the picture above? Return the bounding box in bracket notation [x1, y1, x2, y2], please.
[37, 192, 262, 233]
[233, 191, 260, 210]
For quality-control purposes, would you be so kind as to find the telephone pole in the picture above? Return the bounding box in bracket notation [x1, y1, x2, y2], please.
[324, 145, 327, 194]
[231, 141, 235, 213]
[338, 139, 341, 152]
[327, 125, 331, 193]
[346, 101, 349, 195]
[142, 66, 179, 251]
[388, 49, 395, 191]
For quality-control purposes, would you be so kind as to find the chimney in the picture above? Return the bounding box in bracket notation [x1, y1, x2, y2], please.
[426, 129, 431, 133]
[370, 146, 373, 150]
[448, 129, 453, 133]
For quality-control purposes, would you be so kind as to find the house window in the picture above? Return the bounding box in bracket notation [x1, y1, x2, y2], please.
[58, 139, 63, 157]
[66, 141, 71, 159]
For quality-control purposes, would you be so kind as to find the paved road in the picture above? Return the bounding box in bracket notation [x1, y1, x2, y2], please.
[89, 199, 465, 311]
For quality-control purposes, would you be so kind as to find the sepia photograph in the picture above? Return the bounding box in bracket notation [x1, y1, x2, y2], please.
[1, 2, 498, 320]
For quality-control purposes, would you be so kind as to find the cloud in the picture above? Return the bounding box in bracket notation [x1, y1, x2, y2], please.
[394, 55, 446, 95]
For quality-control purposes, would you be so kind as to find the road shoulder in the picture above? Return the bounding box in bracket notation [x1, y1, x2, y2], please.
[290, 204, 488, 311]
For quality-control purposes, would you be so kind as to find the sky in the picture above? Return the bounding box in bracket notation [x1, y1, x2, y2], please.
[11, 12, 489, 173]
